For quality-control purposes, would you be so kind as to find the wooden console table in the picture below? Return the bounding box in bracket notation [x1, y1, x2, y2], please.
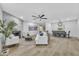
[52, 31, 66, 37]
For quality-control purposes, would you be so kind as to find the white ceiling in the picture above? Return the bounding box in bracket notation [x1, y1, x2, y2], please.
[1, 3, 79, 22]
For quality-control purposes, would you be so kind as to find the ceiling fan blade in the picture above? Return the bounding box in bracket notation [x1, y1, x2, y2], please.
[38, 15, 40, 17]
[33, 17, 40, 20]
[40, 14, 45, 18]
[41, 18, 47, 19]
[33, 18, 36, 20]
[32, 15, 37, 17]
[33, 18, 37, 20]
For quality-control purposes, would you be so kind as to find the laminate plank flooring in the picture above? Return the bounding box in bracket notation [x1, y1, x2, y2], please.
[8, 36, 79, 56]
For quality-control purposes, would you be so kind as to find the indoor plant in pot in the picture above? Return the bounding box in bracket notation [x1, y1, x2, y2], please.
[0, 19, 16, 55]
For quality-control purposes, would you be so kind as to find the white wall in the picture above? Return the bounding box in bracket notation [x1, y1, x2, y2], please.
[52, 23, 58, 30]
[75, 20, 79, 37]
[0, 5, 2, 20]
[63, 21, 77, 37]
[46, 23, 52, 34]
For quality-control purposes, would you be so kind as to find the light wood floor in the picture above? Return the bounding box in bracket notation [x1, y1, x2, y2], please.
[8, 36, 79, 56]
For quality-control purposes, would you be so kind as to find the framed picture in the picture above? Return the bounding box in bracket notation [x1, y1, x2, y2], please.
[29, 26, 37, 31]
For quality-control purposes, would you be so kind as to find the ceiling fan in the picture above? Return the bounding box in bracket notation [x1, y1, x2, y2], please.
[32, 14, 47, 21]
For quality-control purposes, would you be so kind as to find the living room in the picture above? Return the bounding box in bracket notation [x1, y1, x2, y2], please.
[0, 3, 79, 56]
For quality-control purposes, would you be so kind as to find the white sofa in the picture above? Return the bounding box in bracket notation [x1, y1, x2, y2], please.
[0, 33, 19, 47]
[5, 34, 19, 46]
[35, 32, 48, 45]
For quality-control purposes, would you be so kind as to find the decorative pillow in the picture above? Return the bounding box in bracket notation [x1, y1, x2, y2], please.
[40, 33, 43, 36]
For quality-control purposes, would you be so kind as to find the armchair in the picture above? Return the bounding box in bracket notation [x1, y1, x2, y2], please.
[35, 32, 48, 45]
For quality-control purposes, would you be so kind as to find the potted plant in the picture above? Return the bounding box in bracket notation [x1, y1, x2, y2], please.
[0, 19, 16, 55]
